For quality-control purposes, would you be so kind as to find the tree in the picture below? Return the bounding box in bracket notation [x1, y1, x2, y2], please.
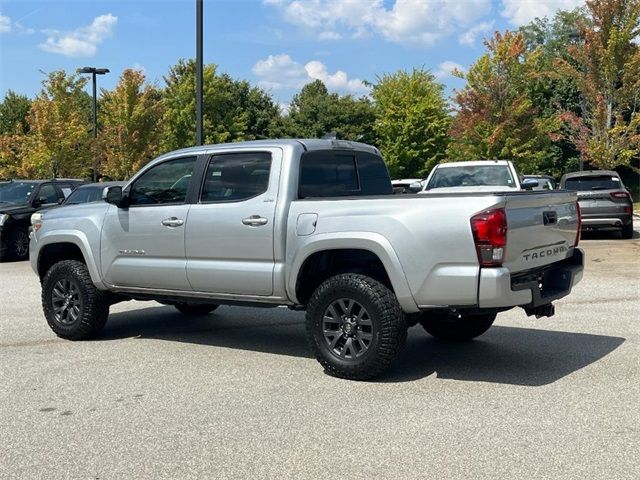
[518, 11, 590, 173]
[371, 69, 450, 178]
[283, 80, 375, 142]
[0, 91, 32, 177]
[448, 32, 562, 175]
[22, 71, 92, 178]
[0, 133, 26, 178]
[556, 0, 640, 170]
[161, 59, 280, 151]
[0, 90, 32, 135]
[99, 69, 164, 179]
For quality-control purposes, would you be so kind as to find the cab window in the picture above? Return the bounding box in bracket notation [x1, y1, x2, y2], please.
[200, 152, 272, 203]
[129, 157, 196, 206]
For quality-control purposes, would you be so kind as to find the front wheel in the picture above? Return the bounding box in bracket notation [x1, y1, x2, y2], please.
[173, 303, 219, 315]
[42, 260, 110, 340]
[419, 310, 496, 341]
[306, 274, 407, 380]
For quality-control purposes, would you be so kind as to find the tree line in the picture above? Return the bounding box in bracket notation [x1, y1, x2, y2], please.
[0, 0, 638, 189]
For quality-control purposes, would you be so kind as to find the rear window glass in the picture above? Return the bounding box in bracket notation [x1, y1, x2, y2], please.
[298, 150, 392, 198]
[563, 176, 622, 191]
[426, 165, 515, 189]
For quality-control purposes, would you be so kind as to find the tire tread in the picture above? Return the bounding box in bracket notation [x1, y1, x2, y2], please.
[305, 273, 406, 380]
[42, 260, 109, 340]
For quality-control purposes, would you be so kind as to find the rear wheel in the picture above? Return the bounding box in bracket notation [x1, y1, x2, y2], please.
[173, 303, 219, 315]
[621, 221, 633, 239]
[419, 310, 496, 341]
[306, 274, 406, 380]
[9, 227, 29, 260]
[42, 260, 110, 340]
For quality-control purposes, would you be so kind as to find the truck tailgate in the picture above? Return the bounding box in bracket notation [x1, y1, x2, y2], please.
[502, 192, 579, 273]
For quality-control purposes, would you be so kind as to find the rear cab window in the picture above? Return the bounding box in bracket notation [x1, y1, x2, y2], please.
[298, 150, 392, 198]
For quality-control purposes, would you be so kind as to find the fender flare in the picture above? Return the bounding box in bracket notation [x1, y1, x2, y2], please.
[287, 232, 419, 313]
[35, 230, 107, 290]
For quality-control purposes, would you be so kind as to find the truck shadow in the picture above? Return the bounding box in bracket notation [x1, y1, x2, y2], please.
[102, 305, 624, 387]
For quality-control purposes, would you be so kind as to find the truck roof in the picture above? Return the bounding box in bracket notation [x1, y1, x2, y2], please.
[0, 178, 84, 184]
[155, 139, 380, 160]
[561, 170, 619, 180]
[435, 160, 512, 168]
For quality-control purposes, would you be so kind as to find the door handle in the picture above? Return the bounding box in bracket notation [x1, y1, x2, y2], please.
[242, 215, 268, 227]
[161, 217, 184, 227]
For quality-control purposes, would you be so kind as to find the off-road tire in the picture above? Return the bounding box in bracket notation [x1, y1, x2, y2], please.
[621, 222, 634, 239]
[42, 260, 110, 340]
[306, 274, 407, 380]
[9, 227, 29, 260]
[419, 310, 496, 341]
[173, 303, 219, 315]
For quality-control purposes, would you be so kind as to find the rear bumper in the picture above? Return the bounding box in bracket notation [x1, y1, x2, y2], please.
[511, 248, 584, 308]
[581, 215, 632, 229]
[478, 248, 584, 308]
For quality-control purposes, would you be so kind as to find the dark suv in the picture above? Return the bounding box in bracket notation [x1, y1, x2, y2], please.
[0, 179, 84, 260]
[559, 171, 634, 239]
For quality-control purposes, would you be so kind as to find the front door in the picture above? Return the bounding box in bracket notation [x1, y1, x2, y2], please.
[101, 156, 197, 290]
[185, 150, 280, 295]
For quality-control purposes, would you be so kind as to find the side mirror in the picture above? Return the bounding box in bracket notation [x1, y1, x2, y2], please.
[34, 196, 48, 206]
[521, 179, 539, 190]
[103, 185, 124, 207]
[57, 198, 64, 205]
[408, 182, 423, 193]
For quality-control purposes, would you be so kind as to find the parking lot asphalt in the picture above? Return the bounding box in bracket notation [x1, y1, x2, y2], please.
[1, 231, 639, 479]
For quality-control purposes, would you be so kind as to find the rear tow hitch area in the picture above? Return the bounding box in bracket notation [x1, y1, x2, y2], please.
[524, 303, 555, 318]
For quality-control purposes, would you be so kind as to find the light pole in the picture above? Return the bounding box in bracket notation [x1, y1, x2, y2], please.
[77, 66, 109, 181]
[568, 30, 585, 171]
[196, 0, 204, 146]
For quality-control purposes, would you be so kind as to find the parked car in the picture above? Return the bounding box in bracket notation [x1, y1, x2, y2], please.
[30, 139, 583, 380]
[420, 160, 538, 193]
[62, 181, 126, 206]
[523, 175, 556, 190]
[0, 179, 84, 260]
[29, 182, 127, 237]
[391, 178, 423, 194]
[560, 170, 634, 238]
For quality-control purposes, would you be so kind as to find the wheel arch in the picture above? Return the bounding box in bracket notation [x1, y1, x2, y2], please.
[288, 233, 418, 313]
[35, 232, 105, 289]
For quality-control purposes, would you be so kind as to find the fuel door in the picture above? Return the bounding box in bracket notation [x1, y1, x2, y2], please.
[296, 213, 318, 236]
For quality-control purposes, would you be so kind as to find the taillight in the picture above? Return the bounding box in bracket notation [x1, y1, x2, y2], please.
[610, 191, 630, 199]
[574, 202, 581, 247]
[470, 208, 507, 267]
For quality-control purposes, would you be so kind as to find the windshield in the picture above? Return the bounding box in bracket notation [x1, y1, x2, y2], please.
[563, 175, 622, 191]
[426, 165, 515, 189]
[0, 182, 37, 204]
[63, 185, 105, 205]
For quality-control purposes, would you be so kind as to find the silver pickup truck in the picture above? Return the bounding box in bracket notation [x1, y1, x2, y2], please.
[30, 139, 584, 380]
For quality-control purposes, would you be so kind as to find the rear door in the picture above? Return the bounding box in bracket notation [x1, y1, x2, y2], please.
[184, 149, 281, 295]
[502, 192, 579, 272]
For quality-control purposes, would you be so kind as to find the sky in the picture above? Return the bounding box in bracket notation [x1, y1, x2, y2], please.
[0, 0, 586, 108]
